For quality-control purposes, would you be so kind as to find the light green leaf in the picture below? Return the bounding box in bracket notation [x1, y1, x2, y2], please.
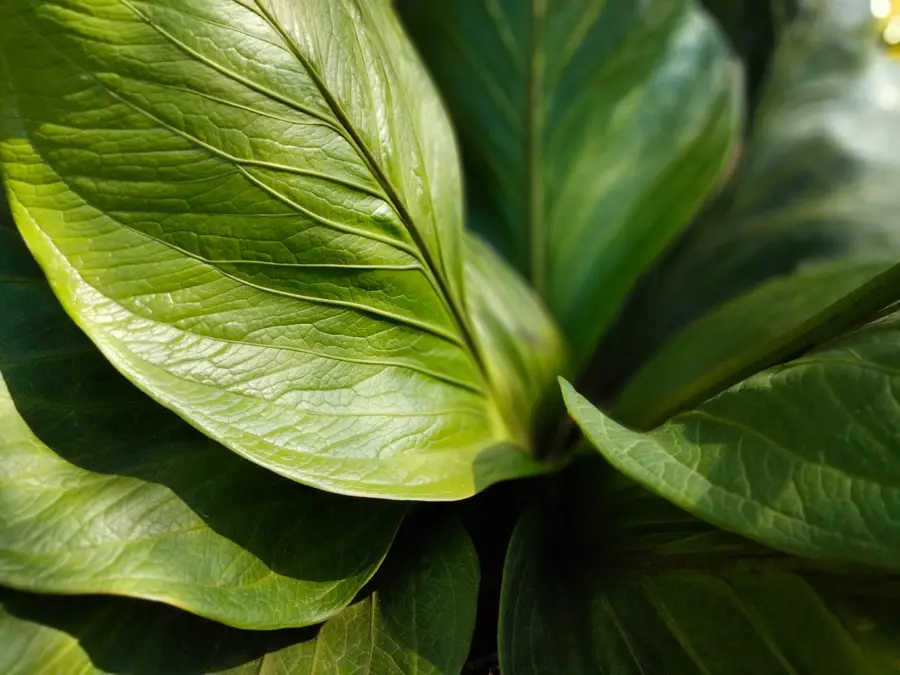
[398, 0, 742, 363]
[0, 516, 479, 675]
[465, 234, 567, 444]
[499, 462, 900, 675]
[0, 0, 555, 499]
[0, 220, 404, 629]
[563, 311, 900, 568]
[605, 0, 900, 428]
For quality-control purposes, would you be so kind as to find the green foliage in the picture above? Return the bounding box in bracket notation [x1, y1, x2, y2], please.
[0, 0, 563, 500]
[499, 462, 900, 674]
[2, 0, 900, 673]
[0, 516, 479, 674]
[400, 0, 742, 365]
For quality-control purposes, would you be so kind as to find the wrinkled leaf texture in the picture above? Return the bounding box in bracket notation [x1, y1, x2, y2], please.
[564, 309, 900, 569]
[0, 0, 564, 500]
[0, 208, 404, 629]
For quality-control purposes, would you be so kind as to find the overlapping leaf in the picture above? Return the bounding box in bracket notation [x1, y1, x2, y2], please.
[464, 234, 567, 444]
[0, 219, 404, 629]
[500, 463, 900, 674]
[399, 0, 741, 363]
[0, 0, 564, 500]
[564, 309, 900, 568]
[599, 0, 900, 428]
[0, 517, 479, 674]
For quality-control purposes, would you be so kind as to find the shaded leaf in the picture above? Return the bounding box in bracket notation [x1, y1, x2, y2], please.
[465, 234, 567, 444]
[0, 0, 554, 500]
[0, 220, 404, 629]
[398, 0, 741, 364]
[701, 0, 797, 102]
[0, 516, 479, 674]
[564, 311, 900, 568]
[499, 460, 900, 674]
[601, 0, 900, 428]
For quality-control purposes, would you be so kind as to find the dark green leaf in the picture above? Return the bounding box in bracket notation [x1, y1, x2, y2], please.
[0, 516, 479, 674]
[564, 310, 900, 568]
[603, 0, 900, 428]
[399, 0, 742, 363]
[701, 0, 796, 102]
[0, 0, 561, 499]
[499, 461, 900, 675]
[0, 221, 404, 629]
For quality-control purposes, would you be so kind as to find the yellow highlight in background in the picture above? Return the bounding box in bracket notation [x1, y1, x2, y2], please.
[873, 0, 900, 54]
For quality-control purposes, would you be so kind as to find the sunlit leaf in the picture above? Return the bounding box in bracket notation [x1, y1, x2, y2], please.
[0, 517, 479, 674]
[0, 220, 404, 629]
[0, 0, 562, 499]
[564, 310, 900, 568]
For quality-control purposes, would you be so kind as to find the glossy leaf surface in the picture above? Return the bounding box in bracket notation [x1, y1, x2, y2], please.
[604, 0, 900, 428]
[399, 0, 741, 363]
[564, 311, 900, 568]
[0, 0, 557, 500]
[500, 463, 900, 675]
[0, 517, 479, 674]
[0, 217, 404, 629]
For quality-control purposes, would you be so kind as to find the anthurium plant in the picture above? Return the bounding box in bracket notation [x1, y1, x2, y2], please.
[2, 0, 900, 672]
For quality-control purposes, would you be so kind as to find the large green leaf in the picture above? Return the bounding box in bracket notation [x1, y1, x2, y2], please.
[0, 517, 479, 674]
[600, 0, 900, 428]
[0, 0, 560, 500]
[0, 220, 404, 629]
[398, 0, 741, 363]
[499, 462, 900, 675]
[564, 310, 900, 568]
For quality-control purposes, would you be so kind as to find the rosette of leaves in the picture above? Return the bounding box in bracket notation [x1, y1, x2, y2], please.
[2, 0, 900, 673]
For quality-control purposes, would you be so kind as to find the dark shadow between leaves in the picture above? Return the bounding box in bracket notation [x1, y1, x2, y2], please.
[0, 223, 403, 586]
[0, 587, 317, 675]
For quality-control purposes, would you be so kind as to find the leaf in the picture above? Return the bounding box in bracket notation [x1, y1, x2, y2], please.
[600, 0, 900, 428]
[563, 310, 900, 569]
[398, 0, 742, 363]
[0, 0, 555, 499]
[0, 218, 404, 629]
[0, 516, 480, 674]
[499, 461, 900, 675]
[284, 516, 480, 675]
[464, 234, 567, 444]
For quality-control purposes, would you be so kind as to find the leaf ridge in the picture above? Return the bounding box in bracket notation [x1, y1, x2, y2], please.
[116, 0, 345, 134]
[715, 577, 802, 675]
[683, 409, 900, 489]
[598, 592, 648, 675]
[366, 594, 378, 675]
[526, 0, 547, 292]
[484, 0, 523, 67]
[249, 0, 486, 375]
[93, 78, 418, 257]
[641, 580, 713, 675]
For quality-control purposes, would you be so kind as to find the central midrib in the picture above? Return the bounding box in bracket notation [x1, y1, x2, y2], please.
[253, 0, 489, 379]
[527, 0, 547, 296]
